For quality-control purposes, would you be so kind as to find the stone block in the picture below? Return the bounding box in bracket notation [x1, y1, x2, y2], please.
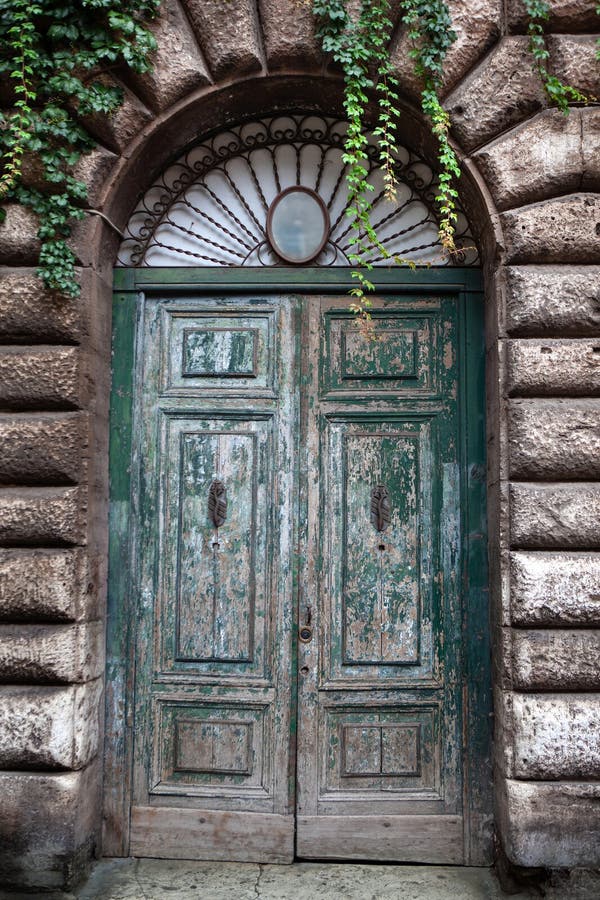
[512, 630, 600, 690]
[0, 679, 102, 769]
[510, 482, 600, 548]
[507, 0, 600, 32]
[0, 764, 99, 890]
[72, 146, 118, 209]
[444, 38, 546, 151]
[509, 399, 600, 479]
[501, 194, 600, 265]
[0, 205, 40, 265]
[0, 487, 83, 546]
[0, 549, 88, 621]
[507, 339, 600, 396]
[82, 77, 154, 154]
[259, 0, 322, 69]
[0, 269, 86, 343]
[513, 694, 600, 779]
[548, 35, 600, 98]
[186, 0, 263, 80]
[0, 622, 103, 683]
[0, 413, 84, 485]
[391, 0, 502, 98]
[127, 0, 211, 112]
[504, 266, 600, 336]
[511, 550, 600, 626]
[498, 778, 600, 867]
[474, 109, 583, 211]
[582, 108, 600, 191]
[0, 347, 82, 411]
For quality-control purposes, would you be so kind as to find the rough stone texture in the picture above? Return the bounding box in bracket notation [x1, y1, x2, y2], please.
[507, 0, 600, 32]
[511, 551, 600, 626]
[581, 108, 600, 191]
[0, 269, 85, 343]
[0, 206, 40, 265]
[259, 0, 322, 70]
[444, 38, 546, 151]
[82, 78, 154, 155]
[509, 400, 600, 480]
[512, 694, 600, 779]
[0, 347, 81, 410]
[501, 194, 600, 265]
[72, 146, 119, 210]
[0, 622, 103, 683]
[503, 266, 600, 336]
[0, 487, 83, 546]
[0, 414, 84, 485]
[507, 339, 600, 397]
[548, 35, 600, 99]
[512, 630, 600, 690]
[391, 0, 502, 98]
[474, 110, 583, 211]
[498, 779, 600, 867]
[510, 482, 600, 548]
[0, 549, 88, 622]
[0, 679, 102, 769]
[186, 0, 263, 80]
[127, 0, 211, 112]
[0, 764, 99, 890]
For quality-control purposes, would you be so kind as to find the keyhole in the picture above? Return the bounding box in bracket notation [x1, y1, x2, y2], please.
[212, 541, 220, 550]
[378, 543, 386, 552]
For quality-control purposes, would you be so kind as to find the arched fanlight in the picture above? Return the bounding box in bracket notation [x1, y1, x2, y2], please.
[117, 114, 478, 268]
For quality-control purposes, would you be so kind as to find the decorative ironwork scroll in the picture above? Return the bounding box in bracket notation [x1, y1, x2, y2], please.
[117, 114, 479, 268]
[371, 485, 391, 533]
[208, 480, 227, 528]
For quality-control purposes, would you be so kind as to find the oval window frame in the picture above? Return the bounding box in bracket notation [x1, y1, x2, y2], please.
[266, 186, 331, 265]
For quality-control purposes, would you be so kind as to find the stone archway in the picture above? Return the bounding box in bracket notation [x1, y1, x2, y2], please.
[1, 2, 599, 890]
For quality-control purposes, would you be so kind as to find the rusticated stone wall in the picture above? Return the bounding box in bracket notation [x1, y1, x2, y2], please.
[0, 0, 599, 890]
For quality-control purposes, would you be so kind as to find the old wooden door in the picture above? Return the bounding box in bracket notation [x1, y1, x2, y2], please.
[108, 272, 490, 865]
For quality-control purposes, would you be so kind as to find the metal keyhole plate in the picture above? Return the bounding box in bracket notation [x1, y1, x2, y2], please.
[299, 626, 313, 643]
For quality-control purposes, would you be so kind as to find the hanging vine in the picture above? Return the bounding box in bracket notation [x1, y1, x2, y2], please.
[0, 0, 159, 297]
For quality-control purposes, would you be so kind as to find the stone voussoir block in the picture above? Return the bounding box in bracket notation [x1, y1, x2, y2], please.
[507, 0, 600, 32]
[0, 346, 82, 410]
[511, 550, 600, 626]
[507, 339, 600, 396]
[126, 0, 211, 112]
[444, 37, 546, 151]
[548, 34, 600, 98]
[501, 194, 600, 265]
[0, 764, 99, 890]
[499, 778, 600, 868]
[0, 548, 89, 621]
[512, 630, 600, 690]
[0, 622, 103, 683]
[0, 487, 84, 546]
[582, 108, 600, 191]
[185, 0, 263, 80]
[0, 413, 85, 485]
[0, 678, 102, 770]
[474, 109, 583, 211]
[510, 482, 600, 549]
[512, 693, 600, 780]
[0, 206, 40, 266]
[259, 0, 322, 69]
[503, 265, 600, 336]
[509, 399, 600, 480]
[0, 268, 87, 343]
[82, 77, 154, 155]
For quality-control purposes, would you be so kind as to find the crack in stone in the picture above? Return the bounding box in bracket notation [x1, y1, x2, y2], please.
[253, 863, 264, 899]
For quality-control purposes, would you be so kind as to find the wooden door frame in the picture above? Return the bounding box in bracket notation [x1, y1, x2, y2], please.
[104, 266, 491, 862]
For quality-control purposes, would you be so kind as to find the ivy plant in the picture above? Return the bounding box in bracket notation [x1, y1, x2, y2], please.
[0, 0, 159, 296]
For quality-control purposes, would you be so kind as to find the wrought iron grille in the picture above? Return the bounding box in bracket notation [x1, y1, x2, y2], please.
[117, 114, 479, 268]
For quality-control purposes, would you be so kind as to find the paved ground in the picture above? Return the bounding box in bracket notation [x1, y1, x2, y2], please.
[2, 859, 600, 899]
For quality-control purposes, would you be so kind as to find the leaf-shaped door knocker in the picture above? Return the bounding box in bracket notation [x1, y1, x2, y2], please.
[208, 480, 227, 528]
[371, 484, 390, 533]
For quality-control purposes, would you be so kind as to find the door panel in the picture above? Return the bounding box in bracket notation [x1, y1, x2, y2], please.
[296, 297, 465, 862]
[130, 296, 297, 861]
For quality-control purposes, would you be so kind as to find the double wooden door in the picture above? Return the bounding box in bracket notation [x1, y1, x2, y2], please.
[122, 288, 490, 864]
